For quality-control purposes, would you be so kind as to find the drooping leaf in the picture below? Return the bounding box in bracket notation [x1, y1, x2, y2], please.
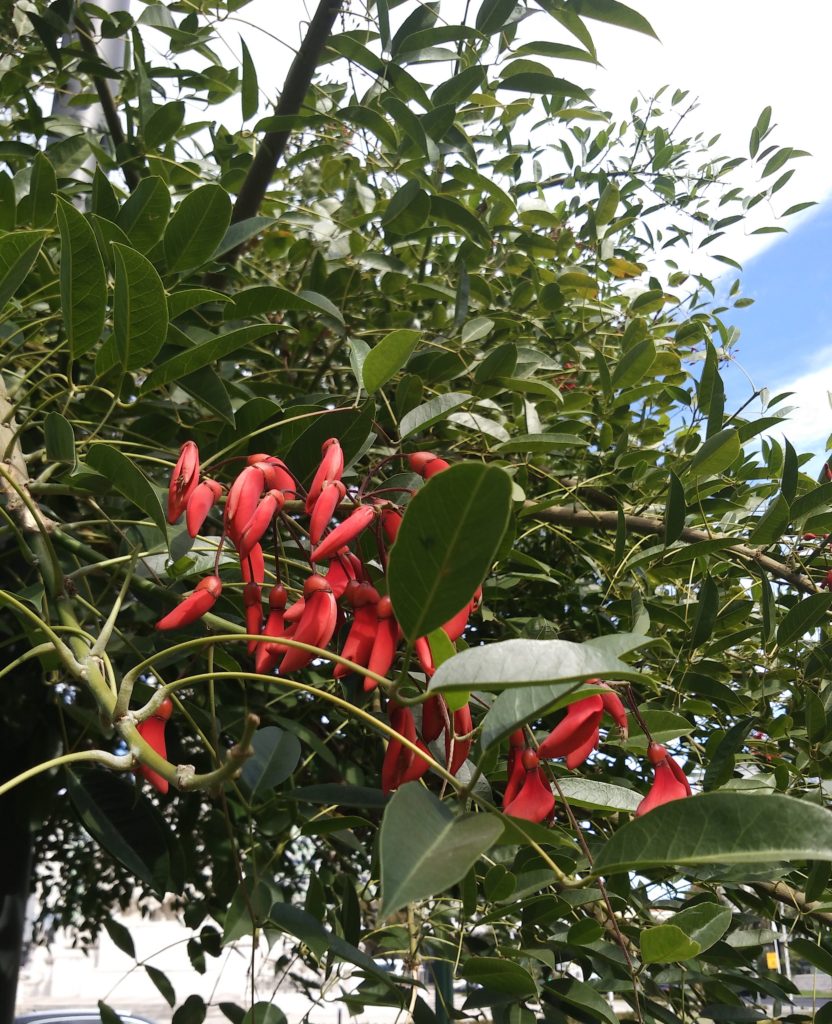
[116, 176, 171, 252]
[461, 957, 538, 998]
[56, 197, 106, 358]
[86, 444, 168, 536]
[164, 184, 232, 273]
[140, 325, 275, 393]
[362, 329, 421, 394]
[67, 770, 171, 893]
[594, 793, 832, 873]
[111, 242, 168, 371]
[388, 463, 512, 641]
[0, 229, 48, 312]
[379, 783, 502, 917]
[399, 392, 471, 437]
[240, 726, 301, 798]
[44, 411, 75, 465]
[432, 633, 652, 694]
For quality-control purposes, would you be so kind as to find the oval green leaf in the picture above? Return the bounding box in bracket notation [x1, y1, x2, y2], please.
[594, 793, 832, 874]
[363, 328, 421, 394]
[388, 462, 511, 641]
[164, 183, 232, 273]
[56, 198, 106, 358]
[380, 783, 502, 917]
[111, 242, 168, 371]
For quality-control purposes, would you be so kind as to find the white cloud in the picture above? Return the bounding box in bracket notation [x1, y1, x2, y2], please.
[763, 349, 832, 459]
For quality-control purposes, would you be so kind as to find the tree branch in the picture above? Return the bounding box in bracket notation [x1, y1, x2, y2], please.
[751, 880, 832, 926]
[229, 0, 342, 233]
[75, 19, 141, 191]
[526, 502, 817, 596]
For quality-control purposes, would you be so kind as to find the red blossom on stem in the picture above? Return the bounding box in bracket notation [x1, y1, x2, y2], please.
[156, 575, 222, 631]
[503, 751, 555, 823]
[136, 697, 174, 794]
[167, 442, 200, 524]
[635, 742, 691, 817]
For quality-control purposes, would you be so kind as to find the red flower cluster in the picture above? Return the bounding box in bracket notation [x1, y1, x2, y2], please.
[160, 440, 481, 791]
[135, 697, 174, 794]
[501, 686, 690, 822]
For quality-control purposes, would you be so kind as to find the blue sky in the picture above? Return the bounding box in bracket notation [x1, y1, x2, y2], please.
[722, 200, 832, 460]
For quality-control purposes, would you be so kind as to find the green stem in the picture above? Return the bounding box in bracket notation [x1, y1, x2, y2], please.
[0, 749, 133, 799]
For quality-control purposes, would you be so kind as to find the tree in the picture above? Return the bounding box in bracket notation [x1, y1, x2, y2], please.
[0, 1, 829, 1022]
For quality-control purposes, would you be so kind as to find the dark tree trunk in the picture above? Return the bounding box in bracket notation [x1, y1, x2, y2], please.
[0, 783, 32, 1024]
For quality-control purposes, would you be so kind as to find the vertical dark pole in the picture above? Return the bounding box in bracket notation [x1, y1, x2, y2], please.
[0, 786, 32, 1024]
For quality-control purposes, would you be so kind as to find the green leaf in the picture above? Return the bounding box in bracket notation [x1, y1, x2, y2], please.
[399, 392, 471, 437]
[691, 576, 719, 647]
[545, 979, 619, 1024]
[640, 924, 700, 964]
[240, 38, 259, 121]
[241, 1004, 286, 1024]
[429, 195, 491, 246]
[703, 718, 754, 791]
[67, 770, 171, 893]
[103, 917, 136, 958]
[568, 0, 657, 37]
[379, 783, 502, 917]
[499, 73, 589, 99]
[789, 937, 832, 976]
[213, 216, 275, 261]
[432, 633, 652, 694]
[671, 902, 732, 952]
[144, 100, 186, 148]
[146, 964, 176, 1007]
[594, 793, 832, 874]
[26, 152, 57, 227]
[228, 284, 343, 323]
[86, 444, 168, 536]
[461, 957, 538, 998]
[167, 288, 230, 318]
[748, 493, 790, 545]
[0, 229, 48, 312]
[612, 339, 656, 389]
[664, 470, 686, 545]
[140, 325, 275, 393]
[98, 1002, 125, 1024]
[555, 777, 641, 813]
[44, 411, 75, 465]
[240, 726, 301, 798]
[381, 179, 431, 234]
[362, 329, 421, 394]
[269, 902, 392, 983]
[685, 427, 740, 480]
[388, 463, 511, 641]
[56, 197, 107, 358]
[595, 182, 620, 226]
[111, 243, 168, 371]
[172, 995, 207, 1024]
[164, 184, 232, 273]
[116, 176, 171, 252]
[476, 0, 520, 33]
[777, 592, 832, 647]
[495, 433, 583, 453]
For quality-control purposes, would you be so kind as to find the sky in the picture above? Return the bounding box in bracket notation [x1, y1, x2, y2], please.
[208, 1, 832, 463]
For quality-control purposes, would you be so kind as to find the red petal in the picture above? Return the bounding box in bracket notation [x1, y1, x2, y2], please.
[537, 696, 603, 760]
[635, 759, 690, 816]
[504, 769, 555, 823]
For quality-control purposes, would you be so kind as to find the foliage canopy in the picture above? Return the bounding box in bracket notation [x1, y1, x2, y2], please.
[1, 1, 830, 1022]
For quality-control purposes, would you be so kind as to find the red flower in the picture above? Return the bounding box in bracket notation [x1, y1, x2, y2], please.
[136, 697, 174, 794]
[167, 442, 200, 524]
[185, 479, 222, 537]
[635, 743, 691, 817]
[382, 706, 430, 793]
[537, 683, 628, 768]
[503, 751, 555, 823]
[156, 575, 221, 631]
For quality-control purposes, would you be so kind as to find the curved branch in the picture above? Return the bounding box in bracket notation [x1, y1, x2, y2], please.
[527, 503, 816, 596]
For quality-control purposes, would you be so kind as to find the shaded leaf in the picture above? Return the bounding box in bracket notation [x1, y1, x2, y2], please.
[56, 197, 106, 357]
[111, 242, 168, 371]
[380, 783, 502, 917]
